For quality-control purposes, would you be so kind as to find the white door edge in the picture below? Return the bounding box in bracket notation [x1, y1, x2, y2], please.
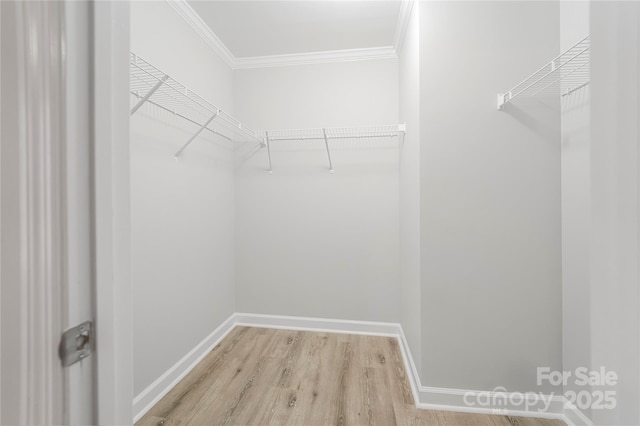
[92, 1, 133, 424]
[1, 2, 67, 424]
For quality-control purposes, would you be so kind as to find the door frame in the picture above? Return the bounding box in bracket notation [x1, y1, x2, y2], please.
[1, 1, 67, 424]
[2, 1, 133, 424]
[92, 1, 133, 424]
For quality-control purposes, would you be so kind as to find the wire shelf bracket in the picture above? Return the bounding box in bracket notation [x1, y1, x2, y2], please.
[265, 131, 273, 175]
[322, 129, 335, 174]
[130, 53, 406, 174]
[173, 111, 219, 159]
[497, 35, 590, 110]
[131, 74, 168, 115]
[130, 52, 262, 156]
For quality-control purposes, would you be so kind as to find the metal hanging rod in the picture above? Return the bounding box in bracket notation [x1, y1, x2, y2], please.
[130, 52, 262, 156]
[497, 35, 590, 110]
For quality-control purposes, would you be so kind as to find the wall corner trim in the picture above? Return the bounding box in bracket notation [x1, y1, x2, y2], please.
[393, 0, 415, 54]
[133, 313, 580, 425]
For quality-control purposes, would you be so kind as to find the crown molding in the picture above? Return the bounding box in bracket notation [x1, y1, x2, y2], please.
[393, 0, 415, 53]
[165, 0, 235, 68]
[166, 0, 401, 70]
[233, 46, 397, 70]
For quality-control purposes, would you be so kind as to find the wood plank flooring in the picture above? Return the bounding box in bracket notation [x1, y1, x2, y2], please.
[137, 327, 566, 426]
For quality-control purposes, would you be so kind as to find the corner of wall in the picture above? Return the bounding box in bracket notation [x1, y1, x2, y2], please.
[398, 0, 422, 380]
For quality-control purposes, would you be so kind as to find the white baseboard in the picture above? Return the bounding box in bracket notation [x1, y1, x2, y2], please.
[234, 312, 402, 336]
[396, 325, 422, 405]
[562, 401, 594, 426]
[132, 314, 236, 422]
[394, 322, 573, 423]
[416, 386, 570, 422]
[133, 312, 587, 426]
[133, 312, 401, 421]
[235, 313, 573, 423]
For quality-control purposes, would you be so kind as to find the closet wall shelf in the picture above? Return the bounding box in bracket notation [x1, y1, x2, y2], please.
[130, 53, 406, 173]
[260, 124, 406, 174]
[497, 34, 590, 110]
[130, 52, 261, 157]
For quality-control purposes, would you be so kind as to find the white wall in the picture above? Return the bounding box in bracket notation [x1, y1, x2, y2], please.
[130, 1, 235, 396]
[234, 59, 401, 322]
[560, 1, 591, 419]
[589, 2, 640, 424]
[233, 60, 398, 130]
[130, 2, 233, 111]
[398, 1, 422, 375]
[419, 1, 562, 393]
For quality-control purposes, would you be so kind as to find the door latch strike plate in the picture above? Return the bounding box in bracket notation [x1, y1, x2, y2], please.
[59, 320, 92, 367]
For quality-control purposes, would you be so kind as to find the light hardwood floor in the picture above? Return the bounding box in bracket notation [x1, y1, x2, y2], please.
[137, 327, 566, 426]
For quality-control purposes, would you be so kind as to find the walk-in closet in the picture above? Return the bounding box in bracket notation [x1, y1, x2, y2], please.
[125, 1, 640, 425]
[3, 0, 637, 425]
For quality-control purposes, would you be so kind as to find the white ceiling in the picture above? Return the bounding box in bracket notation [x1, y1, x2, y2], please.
[187, 1, 403, 58]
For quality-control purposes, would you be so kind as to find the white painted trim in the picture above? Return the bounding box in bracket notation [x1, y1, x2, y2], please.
[393, 0, 415, 53]
[562, 400, 594, 426]
[0, 4, 3, 422]
[397, 323, 571, 423]
[396, 325, 421, 402]
[234, 312, 401, 336]
[236, 313, 570, 423]
[417, 401, 572, 422]
[133, 315, 237, 423]
[233, 47, 397, 69]
[132, 313, 403, 421]
[165, 0, 235, 68]
[0, 2, 66, 423]
[416, 386, 568, 421]
[92, 2, 132, 424]
[165, 0, 399, 69]
[132, 313, 573, 425]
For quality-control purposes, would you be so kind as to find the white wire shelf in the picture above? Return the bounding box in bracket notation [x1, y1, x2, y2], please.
[259, 125, 405, 142]
[130, 52, 261, 157]
[260, 124, 406, 174]
[130, 53, 405, 173]
[497, 35, 590, 110]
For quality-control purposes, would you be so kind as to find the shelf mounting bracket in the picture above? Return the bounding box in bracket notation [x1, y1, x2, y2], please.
[173, 110, 219, 159]
[322, 129, 335, 174]
[265, 131, 273, 174]
[131, 75, 168, 115]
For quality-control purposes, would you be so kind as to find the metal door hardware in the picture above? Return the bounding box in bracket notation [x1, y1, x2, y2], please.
[59, 320, 92, 367]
